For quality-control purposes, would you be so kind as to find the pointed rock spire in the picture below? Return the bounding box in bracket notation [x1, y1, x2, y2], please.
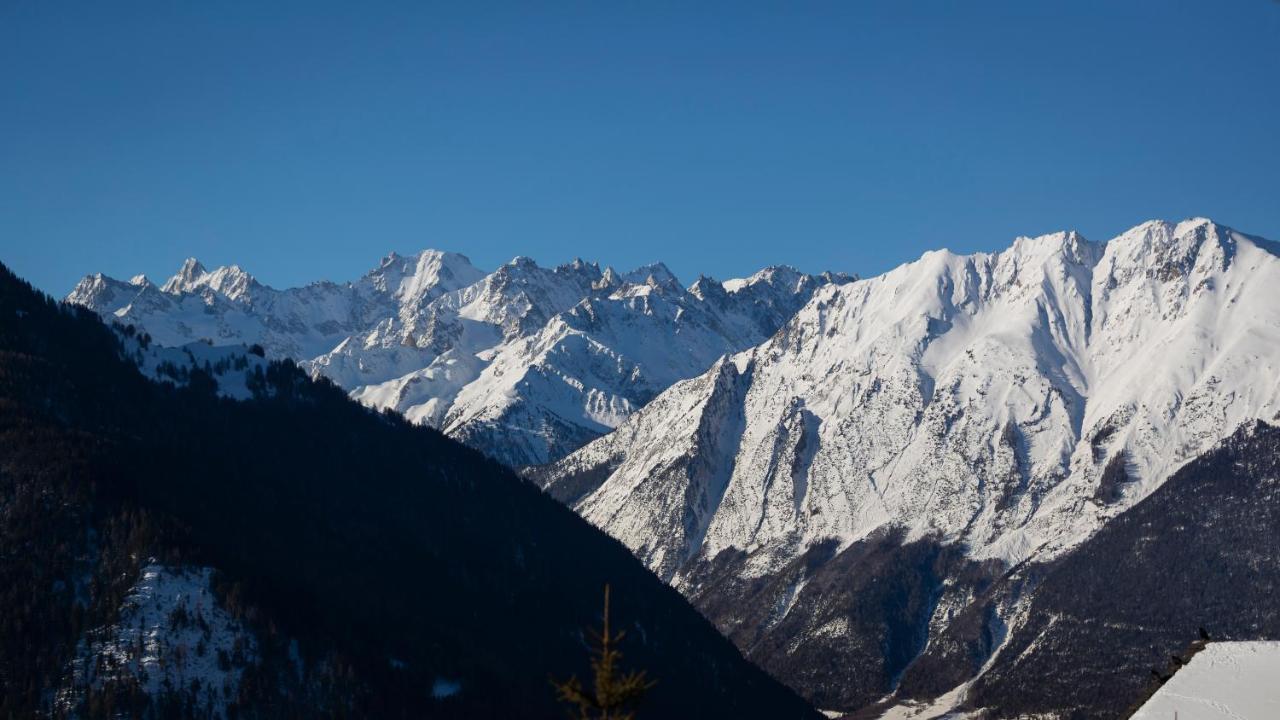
[162, 258, 208, 294]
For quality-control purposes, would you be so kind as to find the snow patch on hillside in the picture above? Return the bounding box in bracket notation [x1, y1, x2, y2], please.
[129, 337, 269, 400]
[57, 564, 259, 718]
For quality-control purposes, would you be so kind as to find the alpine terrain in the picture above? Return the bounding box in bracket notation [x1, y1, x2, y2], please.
[67, 252, 851, 466]
[532, 218, 1280, 716]
[0, 263, 818, 719]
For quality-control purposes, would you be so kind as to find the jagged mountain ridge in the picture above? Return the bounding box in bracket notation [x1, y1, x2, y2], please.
[533, 218, 1280, 711]
[69, 252, 852, 465]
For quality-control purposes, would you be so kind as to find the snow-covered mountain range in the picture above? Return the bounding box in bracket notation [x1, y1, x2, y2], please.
[533, 218, 1280, 712]
[65, 217, 1280, 715]
[68, 252, 852, 465]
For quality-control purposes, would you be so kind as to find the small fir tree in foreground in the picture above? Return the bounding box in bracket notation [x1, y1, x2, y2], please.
[552, 584, 656, 719]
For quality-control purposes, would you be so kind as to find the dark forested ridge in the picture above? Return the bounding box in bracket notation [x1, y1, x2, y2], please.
[0, 263, 817, 719]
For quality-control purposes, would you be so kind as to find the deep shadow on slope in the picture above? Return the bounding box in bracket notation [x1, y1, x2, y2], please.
[864, 420, 1280, 719]
[0, 263, 817, 719]
[957, 420, 1280, 718]
[681, 530, 1001, 712]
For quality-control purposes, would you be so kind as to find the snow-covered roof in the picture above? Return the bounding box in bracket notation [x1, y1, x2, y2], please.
[1131, 642, 1280, 720]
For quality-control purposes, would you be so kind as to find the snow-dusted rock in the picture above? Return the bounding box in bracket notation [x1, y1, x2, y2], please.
[70, 252, 850, 465]
[544, 218, 1280, 577]
[533, 219, 1280, 711]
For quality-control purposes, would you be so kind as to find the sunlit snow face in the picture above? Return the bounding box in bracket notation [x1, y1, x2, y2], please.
[69, 248, 849, 467]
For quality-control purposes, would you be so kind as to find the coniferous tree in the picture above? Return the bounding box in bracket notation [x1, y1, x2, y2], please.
[552, 585, 656, 720]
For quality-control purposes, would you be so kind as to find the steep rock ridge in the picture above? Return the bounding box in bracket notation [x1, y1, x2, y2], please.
[538, 356, 756, 579]
[69, 253, 852, 465]
[536, 218, 1280, 710]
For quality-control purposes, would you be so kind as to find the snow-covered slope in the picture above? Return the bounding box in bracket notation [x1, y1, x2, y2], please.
[543, 218, 1280, 574]
[534, 219, 1280, 708]
[1130, 643, 1280, 719]
[120, 332, 270, 401]
[56, 564, 261, 719]
[70, 252, 850, 465]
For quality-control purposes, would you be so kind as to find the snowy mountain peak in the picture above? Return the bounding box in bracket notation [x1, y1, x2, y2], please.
[594, 266, 623, 290]
[363, 249, 486, 307]
[724, 264, 802, 291]
[69, 246, 851, 467]
[558, 258, 599, 274]
[1108, 216, 1246, 256]
[200, 265, 258, 301]
[156, 258, 262, 303]
[1174, 215, 1217, 235]
[621, 262, 680, 288]
[161, 258, 208, 294]
[688, 275, 728, 301]
[722, 264, 855, 295]
[1006, 228, 1093, 257]
[65, 274, 118, 309]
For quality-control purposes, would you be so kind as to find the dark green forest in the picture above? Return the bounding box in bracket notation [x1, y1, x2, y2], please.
[0, 263, 817, 719]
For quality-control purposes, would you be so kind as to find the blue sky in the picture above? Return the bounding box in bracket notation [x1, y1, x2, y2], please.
[3, 1, 1279, 295]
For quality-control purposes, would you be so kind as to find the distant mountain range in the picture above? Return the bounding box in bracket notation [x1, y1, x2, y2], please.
[69, 252, 851, 466]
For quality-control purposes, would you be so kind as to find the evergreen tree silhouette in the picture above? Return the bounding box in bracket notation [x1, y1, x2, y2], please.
[552, 584, 656, 720]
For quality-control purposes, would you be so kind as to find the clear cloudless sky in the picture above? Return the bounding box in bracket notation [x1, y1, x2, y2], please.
[3, 1, 1279, 295]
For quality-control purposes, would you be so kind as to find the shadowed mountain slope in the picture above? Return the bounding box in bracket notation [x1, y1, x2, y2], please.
[0, 262, 816, 719]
